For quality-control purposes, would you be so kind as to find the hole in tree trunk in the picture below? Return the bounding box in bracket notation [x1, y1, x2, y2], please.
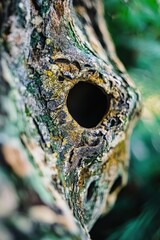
[86, 180, 96, 202]
[66, 81, 110, 128]
[109, 175, 122, 194]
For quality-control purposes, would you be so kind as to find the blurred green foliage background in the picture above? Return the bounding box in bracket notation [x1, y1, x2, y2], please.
[91, 1, 160, 239]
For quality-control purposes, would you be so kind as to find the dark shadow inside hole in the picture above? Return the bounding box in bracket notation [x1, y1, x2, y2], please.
[86, 180, 96, 202]
[66, 81, 110, 128]
[109, 175, 122, 194]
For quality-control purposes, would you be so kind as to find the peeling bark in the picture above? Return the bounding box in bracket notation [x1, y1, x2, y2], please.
[0, 0, 141, 239]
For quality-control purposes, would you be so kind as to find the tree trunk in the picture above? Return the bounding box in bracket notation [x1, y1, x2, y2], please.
[0, 0, 141, 239]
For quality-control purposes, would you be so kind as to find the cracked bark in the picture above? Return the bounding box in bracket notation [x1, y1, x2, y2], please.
[0, 0, 141, 239]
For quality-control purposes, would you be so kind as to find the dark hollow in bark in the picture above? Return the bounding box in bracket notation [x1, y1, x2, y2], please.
[66, 81, 110, 128]
[86, 180, 97, 201]
[109, 175, 123, 194]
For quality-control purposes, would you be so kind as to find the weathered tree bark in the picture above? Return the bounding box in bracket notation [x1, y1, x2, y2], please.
[0, 0, 141, 239]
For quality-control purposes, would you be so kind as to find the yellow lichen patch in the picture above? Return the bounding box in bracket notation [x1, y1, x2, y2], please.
[102, 140, 127, 177]
[78, 167, 91, 188]
[52, 51, 64, 60]
[43, 71, 73, 101]
[43, 76, 57, 91]
[52, 152, 58, 159]
[46, 141, 51, 148]
[79, 71, 104, 87]
[50, 135, 61, 143]
[45, 38, 52, 45]
[54, 62, 80, 77]
[90, 75, 104, 86]
[44, 70, 53, 77]
[62, 138, 67, 146]
[65, 121, 83, 145]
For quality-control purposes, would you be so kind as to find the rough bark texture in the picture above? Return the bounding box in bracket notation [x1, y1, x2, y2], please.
[0, 0, 141, 239]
